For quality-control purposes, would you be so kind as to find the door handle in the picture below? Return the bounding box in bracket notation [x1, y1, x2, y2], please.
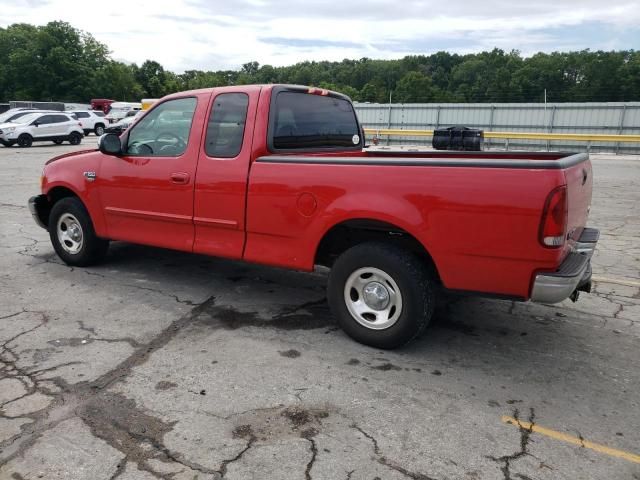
[170, 172, 190, 184]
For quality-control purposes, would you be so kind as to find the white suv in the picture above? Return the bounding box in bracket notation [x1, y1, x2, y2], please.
[0, 112, 84, 148]
[68, 110, 107, 136]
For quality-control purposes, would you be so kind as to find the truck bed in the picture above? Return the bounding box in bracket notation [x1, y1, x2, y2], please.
[246, 150, 592, 299]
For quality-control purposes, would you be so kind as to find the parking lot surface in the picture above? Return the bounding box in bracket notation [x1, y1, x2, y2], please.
[0, 141, 639, 480]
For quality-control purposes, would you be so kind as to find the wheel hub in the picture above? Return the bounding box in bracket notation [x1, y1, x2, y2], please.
[57, 213, 84, 254]
[343, 267, 403, 330]
[363, 281, 390, 310]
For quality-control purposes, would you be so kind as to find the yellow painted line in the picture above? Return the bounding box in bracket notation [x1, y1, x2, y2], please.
[591, 275, 640, 288]
[502, 416, 640, 464]
[363, 128, 640, 143]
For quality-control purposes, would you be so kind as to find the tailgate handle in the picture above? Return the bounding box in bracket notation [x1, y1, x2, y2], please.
[170, 172, 190, 184]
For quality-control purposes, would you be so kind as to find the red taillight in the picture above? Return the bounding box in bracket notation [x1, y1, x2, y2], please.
[540, 186, 568, 247]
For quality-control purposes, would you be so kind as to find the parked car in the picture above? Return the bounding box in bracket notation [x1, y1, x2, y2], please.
[28, 85, 598, 349]
[0, 109, 57, 124]
[90, 99, 114, 114]
[0, 112, 83, 147]
[105, 102, 142, 124]
[68, 110, 107, 136]
[104, 110, 142, 134]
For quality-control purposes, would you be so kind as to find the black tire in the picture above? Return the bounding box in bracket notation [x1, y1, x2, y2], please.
[68, 132, 82, 145]
[94, 124, 105, 136]
[48, 197, 109, 266]
[327, 242, 435, 349]
[83, 130, 91, 136]
[53, 139, 64, 145]
[17, 134, 32, 148]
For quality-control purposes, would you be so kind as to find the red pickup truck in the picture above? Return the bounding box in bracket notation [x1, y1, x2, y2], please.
[28, 85, 598, 348]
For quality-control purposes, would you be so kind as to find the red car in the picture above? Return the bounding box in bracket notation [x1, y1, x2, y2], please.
[29, 85, 598, 348]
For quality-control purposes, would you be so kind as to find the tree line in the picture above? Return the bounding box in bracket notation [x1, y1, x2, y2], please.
[1, 21, 638, 104]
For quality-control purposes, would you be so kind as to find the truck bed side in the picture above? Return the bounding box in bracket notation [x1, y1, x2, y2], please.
[244, 159, 572, 299]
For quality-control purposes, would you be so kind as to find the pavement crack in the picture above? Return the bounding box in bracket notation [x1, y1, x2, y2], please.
[303, 431, 318, 480]
[377, 457, 439, 480]
[219, 432, 256, 477]
[0, 310, 26, 320]
[487, 408, 536, 480]
[0, 298, 215, 466]
[351, 423, 380, 455]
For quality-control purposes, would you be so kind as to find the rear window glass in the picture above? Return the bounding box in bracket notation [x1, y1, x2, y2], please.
[75, 112, 89, 118]
[271, 91, 361, 150]
[93, 111, 105, 117]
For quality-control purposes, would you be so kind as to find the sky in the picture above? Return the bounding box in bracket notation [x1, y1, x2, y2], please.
[2, 0, 640, 72]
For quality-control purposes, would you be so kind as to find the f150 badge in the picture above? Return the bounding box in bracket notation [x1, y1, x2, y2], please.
[84, 171, 96, 182]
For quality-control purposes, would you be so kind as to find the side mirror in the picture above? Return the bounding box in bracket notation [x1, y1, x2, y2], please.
[98, 133, 123, 156]
[33, 121, 40, 127]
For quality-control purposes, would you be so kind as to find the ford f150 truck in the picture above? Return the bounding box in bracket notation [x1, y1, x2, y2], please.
[28, 85, 599, 349]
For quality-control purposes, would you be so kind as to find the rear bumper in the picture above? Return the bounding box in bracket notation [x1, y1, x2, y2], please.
[28, 195, 50, 230]
[530, 227, 599, 304]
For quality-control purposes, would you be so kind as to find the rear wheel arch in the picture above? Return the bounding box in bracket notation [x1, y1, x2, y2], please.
[314, 218, 441, 284]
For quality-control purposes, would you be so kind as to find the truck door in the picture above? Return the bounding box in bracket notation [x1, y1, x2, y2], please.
[192, 87, 260, 259]
[97, 94, 208, 251]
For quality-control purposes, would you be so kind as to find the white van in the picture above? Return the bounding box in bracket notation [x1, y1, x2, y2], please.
[105, 102, 142, 124]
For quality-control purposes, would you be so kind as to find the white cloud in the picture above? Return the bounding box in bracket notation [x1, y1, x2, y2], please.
[1, 0, 639, 71]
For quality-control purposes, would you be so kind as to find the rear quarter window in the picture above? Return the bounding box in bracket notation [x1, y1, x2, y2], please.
[269, 90, 362, 151]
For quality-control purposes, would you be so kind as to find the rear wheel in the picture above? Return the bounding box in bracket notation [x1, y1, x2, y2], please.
[49, 197, 109, 266]
[53, 139, 64, 145]
[17, 134, 32, 148]
[328, 242, 435, 349]
[94, 124, 105, 136]
[68, 132, 82, 145]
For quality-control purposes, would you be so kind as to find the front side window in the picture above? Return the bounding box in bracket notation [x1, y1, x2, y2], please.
[271, 91, 362, 150]
[205, 93, 249, 158]
[74, 112, 89, 118]
[125, 97, 197, 157]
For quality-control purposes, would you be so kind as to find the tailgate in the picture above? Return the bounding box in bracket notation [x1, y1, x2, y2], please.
[563, 157, 593, 249]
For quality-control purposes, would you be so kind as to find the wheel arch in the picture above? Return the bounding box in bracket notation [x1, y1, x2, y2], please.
[314, 218, 441, 284]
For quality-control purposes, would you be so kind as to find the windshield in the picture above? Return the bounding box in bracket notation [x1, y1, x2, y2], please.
[10, 113, 40, 124]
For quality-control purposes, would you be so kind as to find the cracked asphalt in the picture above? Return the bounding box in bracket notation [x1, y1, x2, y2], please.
[1, 140, 639, 480]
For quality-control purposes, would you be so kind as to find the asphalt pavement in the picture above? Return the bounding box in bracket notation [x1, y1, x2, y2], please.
[0, 139, 638, 480]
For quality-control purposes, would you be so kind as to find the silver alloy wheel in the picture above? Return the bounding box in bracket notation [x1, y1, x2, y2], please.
[344, 267, 403, 330]
[95, 125, 104, 136]
[57, 213, 84, 254]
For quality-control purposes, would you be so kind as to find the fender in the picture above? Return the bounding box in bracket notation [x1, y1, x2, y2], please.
[42, 153, 108, 238]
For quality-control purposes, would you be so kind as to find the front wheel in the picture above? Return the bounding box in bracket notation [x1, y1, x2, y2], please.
[327, 242, 435, 349]
[68, 132, 82, 145]
[17, 134, 32, 148]
[49, 197, 109, 266]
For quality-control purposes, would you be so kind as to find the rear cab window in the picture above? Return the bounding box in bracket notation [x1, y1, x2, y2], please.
[268, 87, 363, 152]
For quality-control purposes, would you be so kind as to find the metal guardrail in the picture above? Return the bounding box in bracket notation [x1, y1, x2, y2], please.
[363, 128, 640, 143]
